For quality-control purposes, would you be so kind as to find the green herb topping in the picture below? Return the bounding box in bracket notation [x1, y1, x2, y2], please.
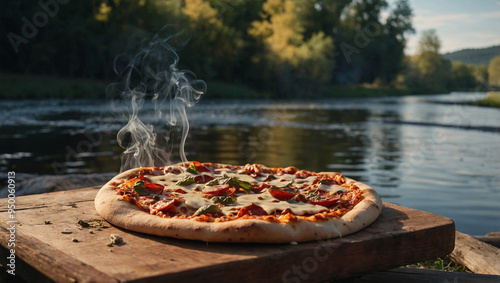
[186, 162, 198, 174]
[193, 204, 221, 216]
[132, 180, 150, 196]
[176, 176, 196, 186]
[211, 196, 237, 205]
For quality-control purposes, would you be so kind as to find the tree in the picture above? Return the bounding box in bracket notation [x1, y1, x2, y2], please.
[450, 61, 476, 90]
[334, 0, 414, 85]
[488, 56, 500, 87]
[404, 29, 451, 93]
[176, 0, 243, 80]
[471, 65, 488, 84]
[379, 0, 414, 83]
[248, 0, 335, 96]
[335, 0, 387, 84]
[0, 0, 180, 80]
[418, 29, 440, 54]
[295, 0, 352, 39]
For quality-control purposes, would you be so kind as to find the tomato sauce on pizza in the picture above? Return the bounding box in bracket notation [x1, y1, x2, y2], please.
[95, 162, 382, 243]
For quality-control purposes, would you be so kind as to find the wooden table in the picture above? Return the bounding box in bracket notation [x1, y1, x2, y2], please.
[0, 187, 455, 283]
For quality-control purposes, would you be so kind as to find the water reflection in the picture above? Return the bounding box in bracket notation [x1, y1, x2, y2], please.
[188, 107, 375, 173]
[1, 93, 499, 234]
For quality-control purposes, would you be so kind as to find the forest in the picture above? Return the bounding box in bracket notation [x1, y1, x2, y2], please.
[1, 0, 498, 99]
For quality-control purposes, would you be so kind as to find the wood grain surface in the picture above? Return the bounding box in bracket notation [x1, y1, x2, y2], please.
[0, 187, 455, 283]
[450, 231, 500, 275]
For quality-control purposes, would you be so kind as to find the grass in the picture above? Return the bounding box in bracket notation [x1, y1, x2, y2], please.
[0, 73, 270, 100]
[408, 256, 468, 272]
[467, 92, 500, 108]
[0, 72, 443, 100]
[205, 81, 272, 99]
[0, 73, 108, 99]
[321, 84, 412, 98]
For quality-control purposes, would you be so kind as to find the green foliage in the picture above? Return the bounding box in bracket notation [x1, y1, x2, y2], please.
[321, 84, 411, 97]
[335, 0, 414, 85]
[404, 29, 495, 93]
[1, 0, 493, 99]
[471, 64, 489, 84]
[205, 81, 271, 99]
[488, 56, 500, 87]
[0, 73, 107, 99]
[418, 29, 441, 54]
[0, 73, 268, 99]
[404, 29, 452, 93]
[2, 0, 417, 98]
[467, 92, 500, 108]
[450, 61, 476, 90]
[412, 257, 468, 272]
[296, 31, 334, 83]
[180, 0, 245, 81]
[247, 0, 336, 97]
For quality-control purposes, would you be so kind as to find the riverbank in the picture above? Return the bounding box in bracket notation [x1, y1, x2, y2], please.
[0, 73, 415, 99]
[320, 84, 412, 97]
[466, 92, 500, 108]
[3, 73, 499, 108]
[0, 73, 108, 99]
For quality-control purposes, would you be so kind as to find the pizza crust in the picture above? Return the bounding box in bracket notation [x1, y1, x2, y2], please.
[95, 167, 382, 243]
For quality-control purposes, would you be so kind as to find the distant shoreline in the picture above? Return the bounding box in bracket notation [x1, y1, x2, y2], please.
[465, 92, 500, 108]
[0, 72, 495, 102]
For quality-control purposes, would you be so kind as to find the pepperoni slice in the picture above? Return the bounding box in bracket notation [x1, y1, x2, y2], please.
[144, 183, 164, 195]
[276, 166, 298, 176]
[192, 161, 211, 172]
[253, 183, 270, 192]
[139, 174, 152, 183]
[314, 174, 346, 186]
[194, 174, 215, 184]
[268, 189, 296, 201]
[140, 168, 162, 176]
[313, 177, 334, 186]
[295, 169, 313, 178]
[244, 164, 262, 177]
[237, 203, 268, 217]
[202, 184, 230, 197]
[151, 198, 181, 215]
[308, 194, 341, 207]
[164, 166, 182, 174]
[225, 187, 237, 196]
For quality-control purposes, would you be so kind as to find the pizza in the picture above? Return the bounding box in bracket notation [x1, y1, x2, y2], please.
[94, 161, 382, 243]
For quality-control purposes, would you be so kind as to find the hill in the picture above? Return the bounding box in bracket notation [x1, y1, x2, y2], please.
[443, 45, 500, 66]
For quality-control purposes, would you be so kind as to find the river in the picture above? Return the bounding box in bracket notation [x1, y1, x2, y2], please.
[1, 92, 499, 235]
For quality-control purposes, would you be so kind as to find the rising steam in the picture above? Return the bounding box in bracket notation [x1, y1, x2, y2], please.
[108, 28, 206, 172]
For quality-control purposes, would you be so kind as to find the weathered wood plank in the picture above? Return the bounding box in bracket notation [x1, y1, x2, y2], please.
[450, 231, 500, 276]
[0, 188, 456, 282]
[0, 227, 118, 283]
[473, 232, 500, 248]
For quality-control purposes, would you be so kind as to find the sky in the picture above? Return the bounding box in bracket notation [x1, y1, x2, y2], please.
[387, 0, 500, 55]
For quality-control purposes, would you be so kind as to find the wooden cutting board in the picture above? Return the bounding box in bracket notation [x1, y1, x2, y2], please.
[0, 187, 455, 283]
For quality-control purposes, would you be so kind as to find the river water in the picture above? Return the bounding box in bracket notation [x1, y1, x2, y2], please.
[1, 92, 499, 235]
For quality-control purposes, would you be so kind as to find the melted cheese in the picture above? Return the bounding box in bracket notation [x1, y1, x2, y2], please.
[144, 165, 346, 217]
[225, 192, 326, 215]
